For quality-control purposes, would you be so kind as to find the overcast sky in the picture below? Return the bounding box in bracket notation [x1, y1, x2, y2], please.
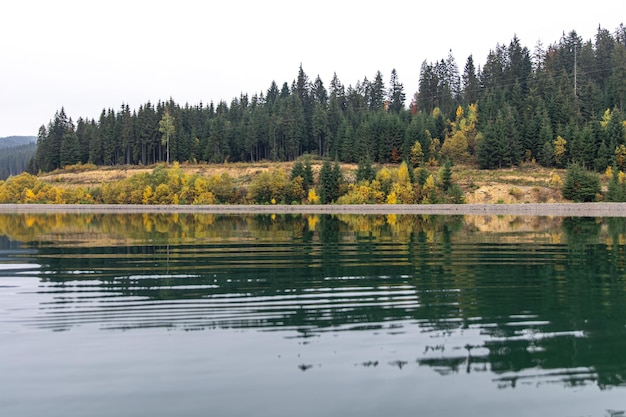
[1, 0, 624, 138]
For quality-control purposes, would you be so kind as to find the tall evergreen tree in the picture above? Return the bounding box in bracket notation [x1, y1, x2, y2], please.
[388, 68, 406, 113]
[369, 71, 386, 111]
[462, 55, 479, 104]
[60, 131, 80, 167]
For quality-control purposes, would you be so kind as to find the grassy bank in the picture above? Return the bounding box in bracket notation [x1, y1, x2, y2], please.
[36, 161, 569, 205]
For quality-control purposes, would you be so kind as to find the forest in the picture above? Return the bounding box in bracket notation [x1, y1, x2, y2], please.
[28, 25, 625, 177]
[0, 137, 36, 181]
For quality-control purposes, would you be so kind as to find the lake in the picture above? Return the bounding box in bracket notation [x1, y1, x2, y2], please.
[1, 212, 625, 417]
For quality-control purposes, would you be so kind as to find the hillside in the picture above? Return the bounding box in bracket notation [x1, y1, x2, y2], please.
[0, 141, 37, 180]
[38, 162, 568, 204]
[0, 136, 36, 149]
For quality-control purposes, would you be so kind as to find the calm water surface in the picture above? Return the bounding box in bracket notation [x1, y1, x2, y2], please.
[1, 212, 626, 417]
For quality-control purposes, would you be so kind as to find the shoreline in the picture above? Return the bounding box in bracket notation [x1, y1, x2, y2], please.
[0, 203, 625, 217]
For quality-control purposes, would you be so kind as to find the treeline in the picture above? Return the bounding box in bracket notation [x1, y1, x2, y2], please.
[30, 25, 625, 174]
[0, 136, 36, 149]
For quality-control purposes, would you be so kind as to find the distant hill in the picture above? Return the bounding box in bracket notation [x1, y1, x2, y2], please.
[0, 139, 37, 180]
[0, 136, 37, 149]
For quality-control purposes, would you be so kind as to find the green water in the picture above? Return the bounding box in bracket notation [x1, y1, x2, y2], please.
[1, 212, 626, 416]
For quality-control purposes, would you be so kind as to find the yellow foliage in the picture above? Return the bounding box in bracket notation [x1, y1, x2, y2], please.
[386, 191, 397, 204]
[455, 106, 464, 121]
[24, 189, 36, 203]
[467, 103, 478, 124]
[390, 181, 416, 204]
[286, 176, 305, 203]
[307, 188, 320, 204]
[46, 187, 64, 204]
[553, 136, 567, 166]
[441, 130, 470, 163]
[375, 167, 393, 194]
[421, 174, 437, 204]
[154, 183, 173, 204]
[397, 162, 411, 185]
[409, 141, 424, 167]
[336, 181, 385, 204]
[192, 191, 216, 205]
[143, 186, 154, 204]
[550, 173, 563, 187]
[423, 174, 435, 191]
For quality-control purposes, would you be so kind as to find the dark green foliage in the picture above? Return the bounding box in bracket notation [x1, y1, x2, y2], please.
[388, 69, 405, 113]
[594, 141, 611, 171]
[303, 158, 314, 188]
[60, 132, 81, 167]
[290, 156, 314, 190]
[441, 161, 452, 191]
[291, 160, 305, 181]
[478, 107, 521, 169]
[540, 140, 555, 167]
[33, 108, 74, 172]
[318, 160, 342, 204]
[416, 168, 430, 186]
[29, 24, 626, 176]
[445, 184, 465, 204]
[562, 164, 601, 202]
[356, 155, 376, 182]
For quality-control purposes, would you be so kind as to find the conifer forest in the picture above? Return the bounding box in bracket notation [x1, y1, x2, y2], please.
[30, 26, 626, 174]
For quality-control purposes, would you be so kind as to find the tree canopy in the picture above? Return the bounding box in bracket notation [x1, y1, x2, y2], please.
[29, 24, 625, 176]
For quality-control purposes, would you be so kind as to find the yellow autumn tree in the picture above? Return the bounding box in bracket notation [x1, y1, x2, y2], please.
[441, 104, 481, 164]
[142, 186, 154, 204]
[409, 141, 424, 167]
[375, 167, 393, 196]
[307, 188, 320, 204]
[154, 183, 174, 204]
[421, 174, 437, 204]
[336, 180, 385, 204]
[553, 136, 567, 167]
[23, 189, 37, 204]
[391, 162, 416, 203]
[441, 130, 470, 163]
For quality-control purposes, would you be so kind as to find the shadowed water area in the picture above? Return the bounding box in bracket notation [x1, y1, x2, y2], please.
[1, 212, 626, 416]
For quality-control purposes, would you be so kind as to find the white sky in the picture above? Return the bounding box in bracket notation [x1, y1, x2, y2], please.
[1, 0, 624, 137]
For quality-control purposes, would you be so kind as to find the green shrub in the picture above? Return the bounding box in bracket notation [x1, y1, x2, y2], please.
[562, 164, 600, 202]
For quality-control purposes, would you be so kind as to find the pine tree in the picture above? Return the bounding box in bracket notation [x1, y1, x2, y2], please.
[318, 160, 342, 204]
[369, 71, 385, 111]
[356, 154, 376, 182]
[462, 55, 479, 104]
[60, 131, 80, 167]
[388, 68, 406, 113]
[562, 163, 600, 202]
